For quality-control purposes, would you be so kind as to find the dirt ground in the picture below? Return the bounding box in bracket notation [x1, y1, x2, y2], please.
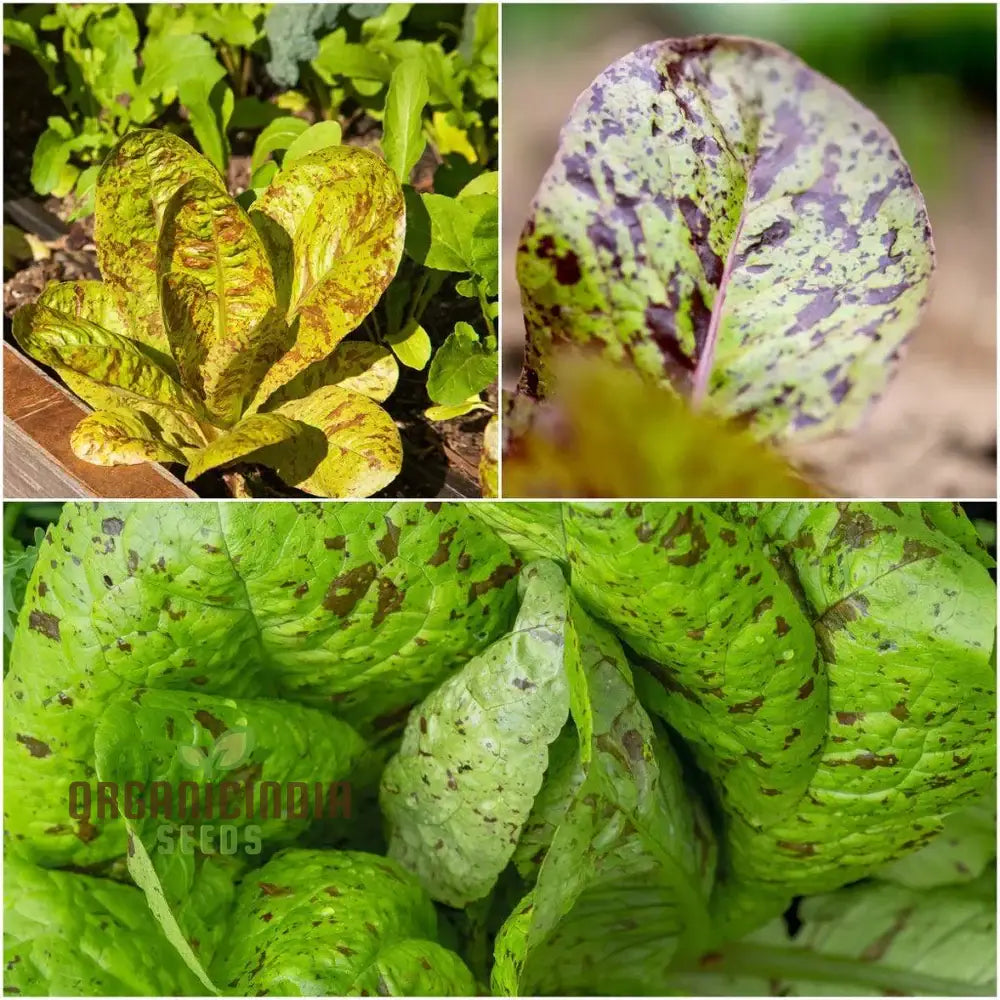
[501, 27, 996, 499]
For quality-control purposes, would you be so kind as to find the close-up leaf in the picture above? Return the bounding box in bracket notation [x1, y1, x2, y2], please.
[517, 36, 934, 442]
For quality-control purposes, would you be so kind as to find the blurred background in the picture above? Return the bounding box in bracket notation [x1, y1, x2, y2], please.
[502, 3, 997, 497]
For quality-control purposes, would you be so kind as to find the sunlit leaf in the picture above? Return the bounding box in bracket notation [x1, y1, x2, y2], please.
[257, 384, 403, 497]
[386, 319, 432, 370]
[248, 146, 405, 405]
[158, 177, 281, 426]
[185, 413, 303, 481]
[70, 409, 189, 466]
[94, 130, 226, 350]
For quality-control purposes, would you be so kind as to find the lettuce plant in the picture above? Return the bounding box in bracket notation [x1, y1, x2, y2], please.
[12, 129, 409, 497]
[4, 502, 995, 996]
[516, 37, 935, 444]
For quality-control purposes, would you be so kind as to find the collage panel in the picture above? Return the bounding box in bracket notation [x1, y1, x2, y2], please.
[3, 3, 499, 500]
[500, 3, 996, 499]
[3, 498, 997, 995]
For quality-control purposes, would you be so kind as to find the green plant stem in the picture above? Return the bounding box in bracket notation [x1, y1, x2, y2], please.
[476, 283, 495, 345]
[410, 270, 445, 326]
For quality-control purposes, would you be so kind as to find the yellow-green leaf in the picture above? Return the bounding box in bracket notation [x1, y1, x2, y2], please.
[94, 130, 226, 350]
[503, 354, 815, 498]
[70, 408, 189, 466]
[185, 413, 303, 481]
[424, 397, 491, 421]
[158, 177, 282, 426]
[12, 304, 202, 415]
[386, 320, 431, 370]
[248, 146, 405, 406]
[259, 384, 403, 497]
[256, 341, 399, 410]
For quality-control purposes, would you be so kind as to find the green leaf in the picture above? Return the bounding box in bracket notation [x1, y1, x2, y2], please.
[405, 188, 498, 290]
[424, 397, 491, 421]
[258, 384, 403, 498]
[5, 502, 518, 866]
[185, 413, 303, 481]
[210, 850, 477, 994]
[29, 125, 76, 196]
[564, 501, 997, 935]
[248, 146, 405, 405]
[426, 322, 495, 405]
[282, 119, 343, 166]
[94, 687, 365, 847]
[386, 318, 432, 369]
[94, 130, 227, 350]
[181, 76, 234, 174]
[673, 875, 996, 996]
[3, 859, 205, 996]
[518, 37, 934, 441]
[249, 114, 309, 173]
[158, 176, 281, 426]
[381, 560, 574, 907]
[492, 602, 715, 995]
[879, 790, 996, 889]
[382, 57, 429, 181]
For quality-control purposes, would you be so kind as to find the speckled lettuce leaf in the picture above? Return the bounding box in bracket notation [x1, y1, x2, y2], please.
[158, 176, 282, 427]
[671, 873, 996, 996]
[11, 304, 203, 415]
[518, 37, 934, 441]
[5, 502, 518, 867]
[70, 407, 192, 466]
[256, 341, 400, 410]
[93, 688, 366, 845]
[710, 502, 996, 932]
[470, 502, 567, 563]
[255, 384, 403, 498]
[562, 502, 995, 938]
[380, 560, 573, 907]
[563, 503, 827, 838]
[184, 412, 303, 481]
[492, 601, 716, 996]
[248, 146, 406, 407]
[3, 858, 203, 996]
[94, 129, 227, 350]
[210, 849, 477, 996]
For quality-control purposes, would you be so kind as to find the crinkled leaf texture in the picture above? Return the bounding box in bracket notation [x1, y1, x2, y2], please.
[12, 130, 407, 497]
[3, 859, 205, 997]
[211, 850, 477, 995]
[518, 37, 934, 442]
[381, 560, 573, 907]
[4, 502, 519, 868]
[492, 601, 716, 995]
[469, 501, 996, 942]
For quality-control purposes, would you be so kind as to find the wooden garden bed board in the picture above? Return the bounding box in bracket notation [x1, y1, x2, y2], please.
[3, 343, 196, 499]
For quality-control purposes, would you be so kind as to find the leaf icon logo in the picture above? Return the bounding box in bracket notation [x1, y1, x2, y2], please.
[212, 728, 254, 771]
[177, 744, 206, 770]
